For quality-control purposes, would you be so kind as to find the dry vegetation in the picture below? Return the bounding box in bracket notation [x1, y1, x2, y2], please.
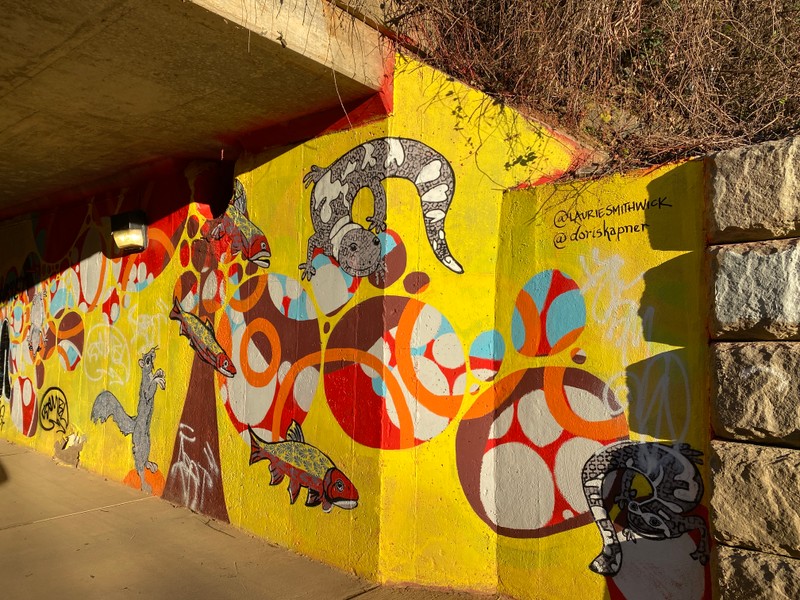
[383, 0, 800, 171]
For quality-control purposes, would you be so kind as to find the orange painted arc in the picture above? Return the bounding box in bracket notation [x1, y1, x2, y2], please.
[201, 273, 224, 315]
[228, 275, 267, 313]
[57, 319, 84, 340]
[543, 366, 627, 440]
[514, 291, 541, 356]
[239, 317, 281, 388]
[55, 344, 77, 370]
[394, 299, 462, 419]
[548, 327, 584, 356]
[148, 227, 175, 257]
[463, 369, 525, 420]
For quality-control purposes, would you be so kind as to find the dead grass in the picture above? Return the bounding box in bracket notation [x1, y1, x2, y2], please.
[385, 0, 800, 172]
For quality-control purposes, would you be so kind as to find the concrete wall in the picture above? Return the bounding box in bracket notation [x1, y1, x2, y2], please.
[707, 136, 800, 599]
[0, 56, 710, 599]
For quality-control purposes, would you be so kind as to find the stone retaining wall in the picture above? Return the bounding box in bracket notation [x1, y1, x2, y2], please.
[708, 136, 800, 598]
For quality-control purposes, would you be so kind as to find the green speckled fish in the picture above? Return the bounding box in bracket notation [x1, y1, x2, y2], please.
[248, 421, 358, 513]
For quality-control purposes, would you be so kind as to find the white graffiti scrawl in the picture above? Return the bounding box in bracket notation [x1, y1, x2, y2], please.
[168, 423, 220, 513]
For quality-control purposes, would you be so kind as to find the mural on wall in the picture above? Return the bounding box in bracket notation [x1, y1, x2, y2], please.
[456, 270, 629, 538]
[300, 137, 463, 281]
[0, 57, 708, 600]
[324, 295, 466, 450]
[582, 441, 708, 577]
[0, 319, 10, 399]
[91, 346, 166, 492]
[248, 420, 359, 512]
[169, 298, 236, 378]
[200, 178, 271, 269]
[162, 181, 236, 521]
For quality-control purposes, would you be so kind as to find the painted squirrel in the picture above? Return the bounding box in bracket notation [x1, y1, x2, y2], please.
[91, 346, 166, 493]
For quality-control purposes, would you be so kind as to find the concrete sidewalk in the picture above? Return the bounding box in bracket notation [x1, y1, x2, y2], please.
[0, 439, 496, 600]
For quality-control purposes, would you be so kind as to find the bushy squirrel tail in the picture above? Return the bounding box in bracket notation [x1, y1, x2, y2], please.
[91, 391, 135, 436]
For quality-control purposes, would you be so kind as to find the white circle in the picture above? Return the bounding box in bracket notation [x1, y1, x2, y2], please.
[480, 442, 554, 530]
[411, 304, 442, 347]
[452, 372, 467, 396]
[432, 332, 464, 369]
[311, 264, 352, 316]
[293, 366, 319, 412]
[413, 356, 449, 395]
[554, 437, 604, 513]
[202, 270, 218, 301]
[284, 277, 303, 300]
[472, 368, 498, 382]
[267, 275, 285, 311]
[565, 385, 616, 422]
[278, 361, 291, 383]
[489, 405, 514, 440]
[517, 389, 563, 447]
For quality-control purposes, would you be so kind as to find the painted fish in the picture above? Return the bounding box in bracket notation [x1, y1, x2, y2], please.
[201, 179, 271, 268]
[248, 421, 358, 512]
[169, 298, 236, 378]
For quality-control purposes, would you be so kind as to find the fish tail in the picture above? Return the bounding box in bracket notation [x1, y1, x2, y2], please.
[169, 297, 182, 322]
[248, 426, 264, 465]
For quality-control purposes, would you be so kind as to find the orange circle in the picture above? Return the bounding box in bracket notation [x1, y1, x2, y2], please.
[239, 317, 281, 388]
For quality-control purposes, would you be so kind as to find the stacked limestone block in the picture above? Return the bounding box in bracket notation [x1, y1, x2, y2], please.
[708, 136, 800, 599]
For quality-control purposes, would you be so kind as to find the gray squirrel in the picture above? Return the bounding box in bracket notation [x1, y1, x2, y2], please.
[299, 137, 464, 280]
[91, 346, 166, 493]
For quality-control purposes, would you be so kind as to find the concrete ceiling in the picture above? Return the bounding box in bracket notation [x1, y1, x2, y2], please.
[0, 0, 387, 216]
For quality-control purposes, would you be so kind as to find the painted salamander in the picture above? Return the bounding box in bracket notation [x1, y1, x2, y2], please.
[299, 137, 464, 280]
[581, 440, 709, 576]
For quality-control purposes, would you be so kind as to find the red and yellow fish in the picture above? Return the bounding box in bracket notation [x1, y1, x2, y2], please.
[248, 421, 358, 512]
[169, 298, 236, 378]
[201, 179, 271, 268]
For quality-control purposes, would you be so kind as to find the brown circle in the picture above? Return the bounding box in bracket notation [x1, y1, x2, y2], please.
[403, 271, 430, 294]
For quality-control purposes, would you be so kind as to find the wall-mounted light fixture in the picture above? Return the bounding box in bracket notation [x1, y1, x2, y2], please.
[110, 210, 148, 254]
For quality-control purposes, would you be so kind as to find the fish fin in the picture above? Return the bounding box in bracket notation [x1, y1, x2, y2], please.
[248, 427, 265, 465]
[210, 222, 225, 240]
[169, 297, 182, 321]
[232, 180, 247, 215]
[203, 317, 214, 332]
[322, 500, 333, 513]
[285, 420, 304, 443]
[306, 489, 322, 507]
[287, 479, 301, 504]
[268, 462, 285, 486]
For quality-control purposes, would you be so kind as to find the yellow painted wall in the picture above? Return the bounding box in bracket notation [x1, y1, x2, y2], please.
[0, 57, 708, 600]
